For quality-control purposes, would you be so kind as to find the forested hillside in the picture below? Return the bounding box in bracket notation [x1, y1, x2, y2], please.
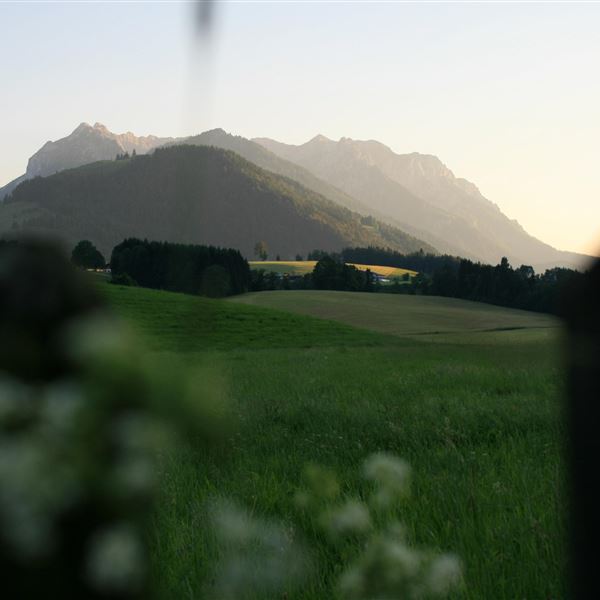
[0, 146, 435, 258]
[170, 129, 376, 217]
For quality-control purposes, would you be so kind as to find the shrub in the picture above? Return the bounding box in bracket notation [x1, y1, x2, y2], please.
[110, 272, 138, 287]
[71, 240, 105, 269]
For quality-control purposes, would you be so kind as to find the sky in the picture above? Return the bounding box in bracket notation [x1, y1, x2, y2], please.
[1, 1, 599, 255]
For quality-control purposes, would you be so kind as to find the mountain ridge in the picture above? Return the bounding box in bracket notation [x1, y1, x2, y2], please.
[0, 122, 590, 270]
[0, 145, 435, 258]
[254, 134, 586, 269]
[1, 122, 176, 198]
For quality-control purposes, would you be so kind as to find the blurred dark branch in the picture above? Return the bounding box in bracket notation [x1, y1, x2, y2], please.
[562, 258, 600, 599]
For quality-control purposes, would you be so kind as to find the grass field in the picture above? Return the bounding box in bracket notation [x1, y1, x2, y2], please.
[249, 260, 417, 279]
[230, 290, 558, 341]
[102, 283, 566, 599]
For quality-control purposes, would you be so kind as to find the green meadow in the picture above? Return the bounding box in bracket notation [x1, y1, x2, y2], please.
[102, 283, 566, 599]
[231, 290, 558, 339]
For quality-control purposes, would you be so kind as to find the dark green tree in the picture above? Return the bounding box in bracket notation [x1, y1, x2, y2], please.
[111, 238, 249, 297]
[71, 240, 105, 269]
[313, 256, 340, 290]
[312, 255, 366, 291]
[200, 264, 231, 298]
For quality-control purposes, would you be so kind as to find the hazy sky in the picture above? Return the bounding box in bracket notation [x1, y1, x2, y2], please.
[1, 2, 599, 255]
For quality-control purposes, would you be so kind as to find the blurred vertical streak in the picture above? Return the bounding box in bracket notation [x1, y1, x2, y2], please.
[183, 0, 218, 323]
[184, 0, 218, 134]
[195, 0, 215, 36]
[563, 258, 600, 599]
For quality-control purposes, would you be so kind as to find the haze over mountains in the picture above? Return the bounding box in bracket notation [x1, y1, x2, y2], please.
[0, 122, 588, 269]
[255, 135, 584, 270]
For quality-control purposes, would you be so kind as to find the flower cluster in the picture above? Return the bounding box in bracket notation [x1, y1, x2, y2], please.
[0, 317, 191, 597]
[295, 454, 462, 599]
[338, 524, 462, 599]
[0, 241, 226, 598]
[363, 453, 411, 509]
[209, 502, 308, 599]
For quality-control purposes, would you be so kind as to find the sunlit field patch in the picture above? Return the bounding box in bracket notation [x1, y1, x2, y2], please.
[249, 260, 417, 279]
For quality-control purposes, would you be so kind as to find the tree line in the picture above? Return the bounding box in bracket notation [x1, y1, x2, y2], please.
[414, 256, 583, 314]
[340, 246, 460, 274]
[110, 238, 250, 297]
[319, 246, 585, 315]
[70, 238, 250, 297]
[251, 255, 375, 293]
[255, 246, 585, 315]
[71, 237, 584, 313]
[115, 149, 136, 161]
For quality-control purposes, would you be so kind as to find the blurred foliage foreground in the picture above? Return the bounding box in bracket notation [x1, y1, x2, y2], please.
[0, 240, 461, 599]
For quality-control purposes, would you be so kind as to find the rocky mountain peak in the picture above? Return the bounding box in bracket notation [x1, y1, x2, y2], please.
[93, 122, 110, 134]
[73, 122, 93, 134]
[20, 122, 174, 180]
[306, 134, 331, 144]
[204, 128, 228, 136]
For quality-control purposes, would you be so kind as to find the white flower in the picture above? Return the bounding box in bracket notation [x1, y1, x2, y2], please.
[0, 436, 79, 558]
[321, 499, 371, 539]
[213, 503, 257, 545]
[427, 553, 462, 596]
[381, 539, 421, 581]
[40, 381, 85, 434]
[337, 535, 424, 599]
[112, 413, 162, 453]
[64, 315, 131, 363]
[210, 502, 308, 599]
[112, 455, 156, 495]
[86, 523, 145, 593]
[363, 453, 411, 508]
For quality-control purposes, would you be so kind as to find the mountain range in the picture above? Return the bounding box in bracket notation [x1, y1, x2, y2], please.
[254, 135, 584, 270]
[0, 144, 432, 258]
[0, 123, 173, 200]
[0, 123, 588, 269]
